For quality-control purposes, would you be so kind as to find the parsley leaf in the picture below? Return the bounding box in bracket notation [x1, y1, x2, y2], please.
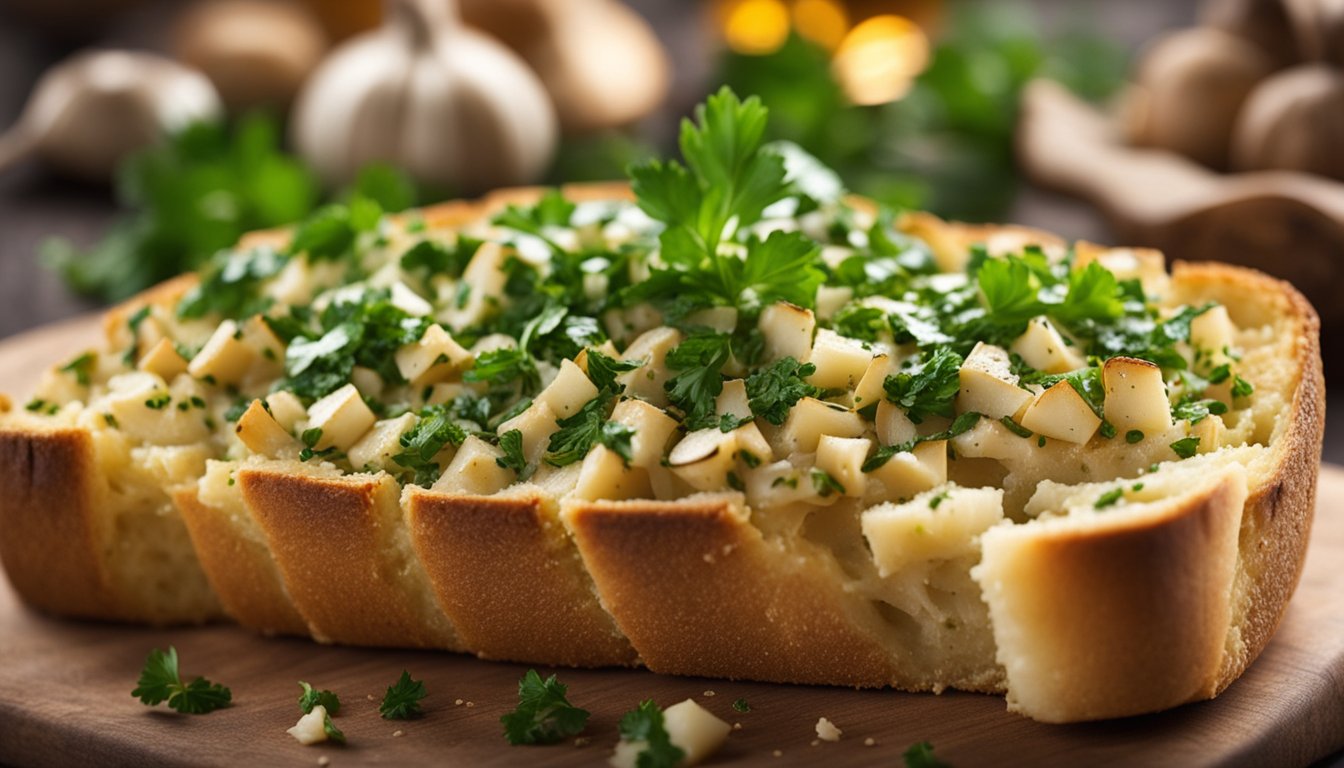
[379, 671, 426, 720]
[586, 348, 642, 393]
[745, 357, 819, 425]
[400, 236, 480, 279]
[322, 710, 346, 744]
[392, 405, 468, 486]
[732, 698, 751, 712]
[883, 347, 964, 423]
[617, 700, 685, 768]
[1232, 375, 1254, 399]
[1171, 396, 1228, 425]
[132, 647, 232, 714]
[544, 396, 630, 467]
[298, 681, 341, 715]
[1094, 488, 1124, 508]
[496, 429, 531, 479]
[811, 468, 845, 497]
[664, 333, 734, 429]
[465, 347, 541, 394]
[60, 351, 97, 386]
[1170, 436, 1201, 459]
[903, 741, 950, 768]
[177, 245, 287, 320]
[500, 669, 591, 746]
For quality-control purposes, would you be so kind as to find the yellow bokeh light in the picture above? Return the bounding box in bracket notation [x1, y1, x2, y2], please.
[792, 0, 849, 51]
[718, 0, 792, 56]
[831, 14, 930, 106]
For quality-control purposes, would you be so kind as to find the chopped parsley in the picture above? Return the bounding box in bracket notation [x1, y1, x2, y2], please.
[544, 396, 632, 467]
[392, 405, 468, 487]
[298, 681, 341, 715]
[903, 741, 950, 768]
[496, 429, 530, 479]
[60, 351, 97, 386]
[664, 333, 733, 429]
[883, 347, 963, 423]
[732, 698, 751, 712]
[745, 357, 820, 425]
[1232, 375, 1254, 399]
[1094, 488, 1124, 508]
[616, 700, 684, 768]
[500, 669, 590, 746]
[1170, 436, 1201, 459]
[1126, 429, 1144, 444]
[131, 647, 231, 714]
[811, 468, 846, 497]
[379, 671, 426, 720]
[144, 393, 172, 410]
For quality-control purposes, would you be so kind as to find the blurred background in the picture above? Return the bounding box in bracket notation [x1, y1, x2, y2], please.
[1, 0, 1342, 463]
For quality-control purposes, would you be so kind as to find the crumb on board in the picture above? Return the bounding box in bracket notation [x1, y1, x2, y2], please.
[392, 730, 404, 738]
[703, 690, 716, 697]
[864, 737, 876, 747]
[317, 757, 329, 767]
[455, 699, 464, 706]
[466, 701, 476, 708]
[815, 717, 842, 742]
[733, 723, 742, 731]
[772, 750, 783, 758]
[575, 737, 591, 747]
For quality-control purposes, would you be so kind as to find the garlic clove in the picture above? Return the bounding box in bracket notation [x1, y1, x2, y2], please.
[1127, 28, 1272, 171]
[1231, 65, 1344, 181]
[0, 50, 221, 181]
[172, 0, 329, 112]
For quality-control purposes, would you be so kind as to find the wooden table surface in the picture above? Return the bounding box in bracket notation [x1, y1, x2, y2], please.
[0, 314, 1341, 768]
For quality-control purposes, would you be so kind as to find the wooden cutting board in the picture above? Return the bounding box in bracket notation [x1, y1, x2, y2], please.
[0, 316, 1341, 768]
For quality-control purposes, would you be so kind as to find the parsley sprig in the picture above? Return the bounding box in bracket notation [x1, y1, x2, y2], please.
[379, 670, 427, 720]
[500, 669, 591, 746]
[625, 88, 825, 322]
[131, 647, 232, 714]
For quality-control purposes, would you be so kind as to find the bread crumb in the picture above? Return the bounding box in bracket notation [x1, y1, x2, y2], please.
[317, 758, 330, 767]
[703, 690, 716, 697]
[815, 717, 842, 742]
[772, 750, 783, 758]
[864, 737, 876, 747]
[575, 737, 591, 747]
[366, 694, 375, 701]
[811, 739, 820, 747]
[455, 699, 464, 706]
[703, 552, 715, 563]
[465, 701, 476, 708]
[733, 723, 742, 731]
[392, 730, 404, 738]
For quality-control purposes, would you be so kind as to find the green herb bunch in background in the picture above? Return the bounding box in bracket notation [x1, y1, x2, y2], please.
[717, 2, 1127, 221]
[44, 114, 419, 303]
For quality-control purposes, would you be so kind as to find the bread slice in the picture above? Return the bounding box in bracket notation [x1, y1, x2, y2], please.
[0, 183, 1322, 723]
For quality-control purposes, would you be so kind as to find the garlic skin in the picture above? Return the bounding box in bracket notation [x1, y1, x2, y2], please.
[291, 0, 557, 194]
[0, 50, 221, 181]
[1232, 65, 1344, 181]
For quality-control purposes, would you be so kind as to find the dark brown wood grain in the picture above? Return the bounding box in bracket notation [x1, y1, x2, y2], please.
[0, 318, 1341, 768]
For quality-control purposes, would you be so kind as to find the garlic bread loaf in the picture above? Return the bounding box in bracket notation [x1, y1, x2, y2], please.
[0, 90, 1323, 723]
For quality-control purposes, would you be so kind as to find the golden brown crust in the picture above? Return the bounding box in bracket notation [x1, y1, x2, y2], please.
[1169, 261, 1326, 694]
[173, 486, 308, 637]
[238, 469, 459, 649]
[405, 488, 637, 667]
[0, 427, 117, 619]
[564, 495, 903, 687]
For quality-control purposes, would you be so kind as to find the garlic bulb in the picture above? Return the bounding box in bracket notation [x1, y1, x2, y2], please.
[291, 0, 557, 193]
[1127, 28, 1272, 170]
[0, 50, 221, 181]
[1232, 65, 1344, 180]
[173, 0, 329, 111]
